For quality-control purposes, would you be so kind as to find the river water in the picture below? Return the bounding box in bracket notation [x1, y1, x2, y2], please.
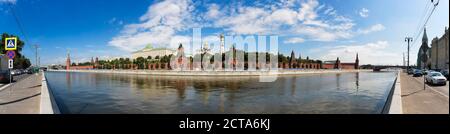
[45, 71, 397, 114]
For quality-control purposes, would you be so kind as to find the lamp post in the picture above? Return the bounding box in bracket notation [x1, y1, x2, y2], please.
[405, 37, 413, 70]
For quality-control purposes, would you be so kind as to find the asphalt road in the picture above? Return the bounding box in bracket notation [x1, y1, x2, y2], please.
[409, 75, 449, 97]
[401, 72, 449, 114]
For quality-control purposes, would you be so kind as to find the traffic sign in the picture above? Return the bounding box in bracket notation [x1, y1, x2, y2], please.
[6, 50, 15, 59]
[5, 37, 17, 51]
[8, 59, 13, 69]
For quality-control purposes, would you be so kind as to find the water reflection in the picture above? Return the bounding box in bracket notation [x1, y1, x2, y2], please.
[355, 72, 360, 94]
[45, 71, 396, 114]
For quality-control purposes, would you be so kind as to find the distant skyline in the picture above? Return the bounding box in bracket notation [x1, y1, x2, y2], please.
[0, 0, 448, 66]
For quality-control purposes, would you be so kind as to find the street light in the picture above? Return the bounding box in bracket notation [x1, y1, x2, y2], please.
[405, 37, 413, 70]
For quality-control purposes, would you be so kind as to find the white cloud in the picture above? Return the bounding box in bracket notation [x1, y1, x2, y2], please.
[294, 25, 352, 42]
[284, 37, 305, 44]
[297, 0, 319, 21]
[278, 0, 298, 8]
[110, 26, 176, 52]
[320, 41, 401, 65]
[213, 0, 355, 39]
[0, 0, 16, 4]
[266, 8, 298, 25]
[205, 4, 221, 19]
[215, 6, 270, 34]
[109, 0, 193, 52]
[323, 6, 334, 15]
[108, 0, 380, 52]
[359, 8, 369, 18]
[358, 24, 385, 34]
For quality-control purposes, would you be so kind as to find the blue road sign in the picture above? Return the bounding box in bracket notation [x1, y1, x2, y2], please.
[5, 37, 17, 50]
[7, 50, 15, 59]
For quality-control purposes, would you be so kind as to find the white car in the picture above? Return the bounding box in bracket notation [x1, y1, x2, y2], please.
[425, 72, 447, 86]
[10, 70, 16, 75]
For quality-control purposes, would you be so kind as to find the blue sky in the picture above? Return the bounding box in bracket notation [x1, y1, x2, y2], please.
[0, 0, 448, 66]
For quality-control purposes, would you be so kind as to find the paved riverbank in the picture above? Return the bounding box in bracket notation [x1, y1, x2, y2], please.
[400, 72, 449, 114]
[49, 69, 373, 76]
[0, 74, 42, 114]
[383, 72, 402, 114]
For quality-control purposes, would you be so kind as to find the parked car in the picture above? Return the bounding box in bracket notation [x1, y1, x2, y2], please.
[407, 68, 414, 75]
[421, 69, 429, 75]
[10, 70, 16, 75]
[425, 72, 447, 86]
[425, 70, 435, 75]
[413, 69, 422, 77]
[0, 55, 12, 83]
[11, 70, 19, 76]
[440, 70, 449, 80]
[26, 68, 33, 74]
[19, 69, 25, 74]
[23, 69, 29, 74]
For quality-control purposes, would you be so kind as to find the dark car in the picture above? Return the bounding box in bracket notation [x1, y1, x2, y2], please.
[421, 69, 428, 75]
[0, 70, 12, 83]
[413, 69, 422, 77]
[441, 70, 449, 80]
[27, 69, 33, 74]
[407, 68, 414, 75]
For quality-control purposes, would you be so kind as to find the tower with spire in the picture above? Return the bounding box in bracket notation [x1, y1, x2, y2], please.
[66, 49, 71, 70]
[418, 28, 430, 69]
[355, 53, 359, 69]
[334, 57, 341, 69]
[289, 50, 296, 68]
[219, 34, 225, 54]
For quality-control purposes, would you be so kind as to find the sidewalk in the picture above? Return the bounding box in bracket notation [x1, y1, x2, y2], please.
[0, 74, 42, 114]
[400, 73, 449, 114]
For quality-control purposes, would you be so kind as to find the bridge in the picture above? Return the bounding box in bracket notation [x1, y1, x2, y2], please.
[360, 65, 409, 72]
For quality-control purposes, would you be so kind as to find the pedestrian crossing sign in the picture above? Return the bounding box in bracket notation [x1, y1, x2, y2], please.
[5, 37, 17, 51]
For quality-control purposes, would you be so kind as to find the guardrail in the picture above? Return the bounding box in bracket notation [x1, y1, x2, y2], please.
[382, 71, 403, 114]
[39, 72, 61, 114]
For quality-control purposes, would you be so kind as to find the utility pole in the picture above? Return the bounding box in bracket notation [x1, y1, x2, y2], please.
[34, 44, 39, 68]
[403, 53, 405, 67]
[405, 37, 413, 70]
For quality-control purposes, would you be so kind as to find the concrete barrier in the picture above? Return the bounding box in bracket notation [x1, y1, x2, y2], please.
[40, 72, 61, 114]
[382, 71, 403, 114]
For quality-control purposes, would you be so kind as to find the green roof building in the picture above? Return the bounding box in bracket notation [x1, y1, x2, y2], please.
[131, 44, 176, 59]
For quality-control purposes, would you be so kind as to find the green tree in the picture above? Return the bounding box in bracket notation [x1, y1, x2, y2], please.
[135, 57, 146, 69]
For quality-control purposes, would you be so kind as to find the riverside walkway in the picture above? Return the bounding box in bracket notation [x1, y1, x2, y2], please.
[0, 73, 42, 114]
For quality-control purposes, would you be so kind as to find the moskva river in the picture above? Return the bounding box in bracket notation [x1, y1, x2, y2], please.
[45, 71, 396, 114]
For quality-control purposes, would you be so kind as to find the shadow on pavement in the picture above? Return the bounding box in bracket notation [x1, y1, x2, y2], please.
[0, 93, 41, 106]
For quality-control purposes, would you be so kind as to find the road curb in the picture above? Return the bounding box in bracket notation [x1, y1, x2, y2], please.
[39, 72, 61, 114]
[0, 83, 12, 92]
[382, 71, 403, 114]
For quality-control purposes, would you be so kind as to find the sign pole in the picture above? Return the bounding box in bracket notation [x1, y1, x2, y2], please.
[424, 75, 426, 90]
[5, 37, 17, 95]
[8, 59, 13, 94]
[9, 69, 11, 95]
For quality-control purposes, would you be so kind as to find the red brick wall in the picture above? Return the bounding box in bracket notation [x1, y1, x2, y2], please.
[341, 63, 355, 70]
[69, 66, 94, 70]
[322, 64, 334, 69]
